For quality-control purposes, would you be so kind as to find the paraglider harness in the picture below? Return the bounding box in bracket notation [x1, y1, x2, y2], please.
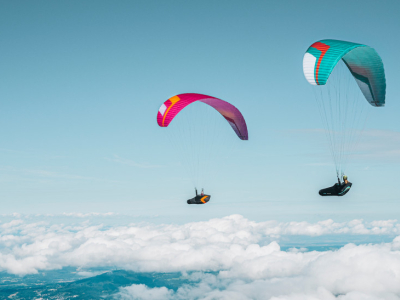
[319, 176, 352, 196]
[187, 188, 211, 204]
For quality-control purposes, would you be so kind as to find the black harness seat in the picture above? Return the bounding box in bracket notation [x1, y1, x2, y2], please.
[187, 195, 211, 204]
[319, 182, 352, 196]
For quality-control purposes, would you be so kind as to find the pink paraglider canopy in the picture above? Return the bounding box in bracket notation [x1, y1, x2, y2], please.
[157, 93, 248, 140]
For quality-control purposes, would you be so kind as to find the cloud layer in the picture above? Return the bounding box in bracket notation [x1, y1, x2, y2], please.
[1, 214, 400, 299]
[116, 239, 400, 299]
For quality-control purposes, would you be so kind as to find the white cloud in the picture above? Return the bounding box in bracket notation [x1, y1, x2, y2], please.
[117, 284, 173, 300]
[116, 252, 400, 300]
[1, 214, 400, 299]
[116, 241, 400, 299]
[1, 219, 24, 229]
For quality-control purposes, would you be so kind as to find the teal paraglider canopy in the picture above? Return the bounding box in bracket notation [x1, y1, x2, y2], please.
[303, 39, 386, 107]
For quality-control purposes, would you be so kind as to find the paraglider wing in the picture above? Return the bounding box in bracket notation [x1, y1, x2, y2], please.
[303, 39, 386, 107]
[157, 93, 248, 140]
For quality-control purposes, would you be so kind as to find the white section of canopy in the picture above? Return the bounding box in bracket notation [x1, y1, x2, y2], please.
[303, 53, 317, 85]
[159, 103, 167, 116]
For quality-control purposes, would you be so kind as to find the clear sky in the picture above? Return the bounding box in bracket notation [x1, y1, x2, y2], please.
[1, 0, 400, 222]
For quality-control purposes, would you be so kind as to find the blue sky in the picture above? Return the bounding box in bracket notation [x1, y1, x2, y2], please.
[1, 0, 400, 221]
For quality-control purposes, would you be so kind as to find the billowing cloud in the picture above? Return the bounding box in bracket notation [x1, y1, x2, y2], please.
[118, 284, 173, 300]
[116, 242, 400, 299]
[1, 214, 400, 299]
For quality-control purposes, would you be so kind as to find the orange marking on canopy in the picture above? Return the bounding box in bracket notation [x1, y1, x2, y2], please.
[162, 95, 181, 126]
[200, 196, 208, 203]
